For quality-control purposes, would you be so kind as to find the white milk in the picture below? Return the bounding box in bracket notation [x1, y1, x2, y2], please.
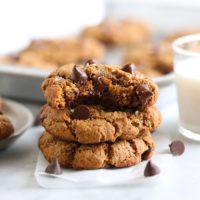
[175, 58, 200, 133]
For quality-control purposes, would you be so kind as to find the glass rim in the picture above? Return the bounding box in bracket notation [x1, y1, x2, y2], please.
[172, 33, 200, 57]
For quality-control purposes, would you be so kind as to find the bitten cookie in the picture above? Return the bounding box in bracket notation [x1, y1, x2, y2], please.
[42, 63, 159, 110]
[40, 104, 161, 144]
[0, 115, 14, 140]
[39, 130, 155, 169]
[81, 19, 151, 46]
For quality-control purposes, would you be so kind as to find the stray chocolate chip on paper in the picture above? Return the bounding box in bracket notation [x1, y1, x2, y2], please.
[169, 140, 185, 156]
[144, 160, 160, 177]
[45, 158, 62, 175]
[71, 65, 88, 83]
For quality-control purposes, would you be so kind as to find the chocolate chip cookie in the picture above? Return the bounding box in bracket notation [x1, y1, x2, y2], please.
[0, 115, 14, 140]
[42, 63, 159, 110]
[81, 19, 151, 46]
[40, 104, 161, 144]
[39, 129, 155, 169]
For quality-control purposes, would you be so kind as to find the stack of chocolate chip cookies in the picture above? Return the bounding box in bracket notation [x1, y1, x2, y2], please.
[39, 62, 161, 170]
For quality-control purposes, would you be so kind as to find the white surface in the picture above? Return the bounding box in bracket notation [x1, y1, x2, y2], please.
[1, 101, 200, 199]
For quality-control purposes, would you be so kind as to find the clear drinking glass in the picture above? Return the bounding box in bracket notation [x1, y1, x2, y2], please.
[173, 34, 200, 141]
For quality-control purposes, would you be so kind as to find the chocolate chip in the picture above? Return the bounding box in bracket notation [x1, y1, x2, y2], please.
[144, 160, 160, 177]
[72, 105, 90, 120]
[45, 158, 62, 175]
[85, 59, 96, 66]
[131, 94, 140, 107]
[71, 65, 88, 83]
[122, 64, 135, 74]
[69, 102, 78, 109]
[169, 140, 185, 156]
[137, 84, 152, 105]
[94, 77, 107, 93]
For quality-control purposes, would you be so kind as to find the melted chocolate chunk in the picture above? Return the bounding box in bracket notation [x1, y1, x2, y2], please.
[131, 94, 140, 108]
[122, 64, 135, 74]
[137, 84, 152, 105]
[169, 140, 185, 156]
[71, 65, 88, 83]
[144, 160, 160, 177]
[45, 158, 62, 175]
[72, 105, 90, 120]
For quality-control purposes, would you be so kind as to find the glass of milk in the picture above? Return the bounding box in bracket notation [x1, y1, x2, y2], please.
[173, 34, 200, 141]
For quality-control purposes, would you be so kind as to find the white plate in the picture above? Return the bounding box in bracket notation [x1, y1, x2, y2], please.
[0, 98, 34, 150]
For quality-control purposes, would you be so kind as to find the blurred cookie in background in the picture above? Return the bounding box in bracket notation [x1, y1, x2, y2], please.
[0, 37, 105, 69]
[123, 43, 163, 78]
[157, 29, 200, 74]
[81, 19, 151, 46]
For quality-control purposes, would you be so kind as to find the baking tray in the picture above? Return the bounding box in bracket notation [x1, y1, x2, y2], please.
[0, 65, 51, 102]
[0, 64, 174, 104]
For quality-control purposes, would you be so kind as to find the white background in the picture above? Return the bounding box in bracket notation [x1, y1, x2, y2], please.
[0, 0, 104, 54]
